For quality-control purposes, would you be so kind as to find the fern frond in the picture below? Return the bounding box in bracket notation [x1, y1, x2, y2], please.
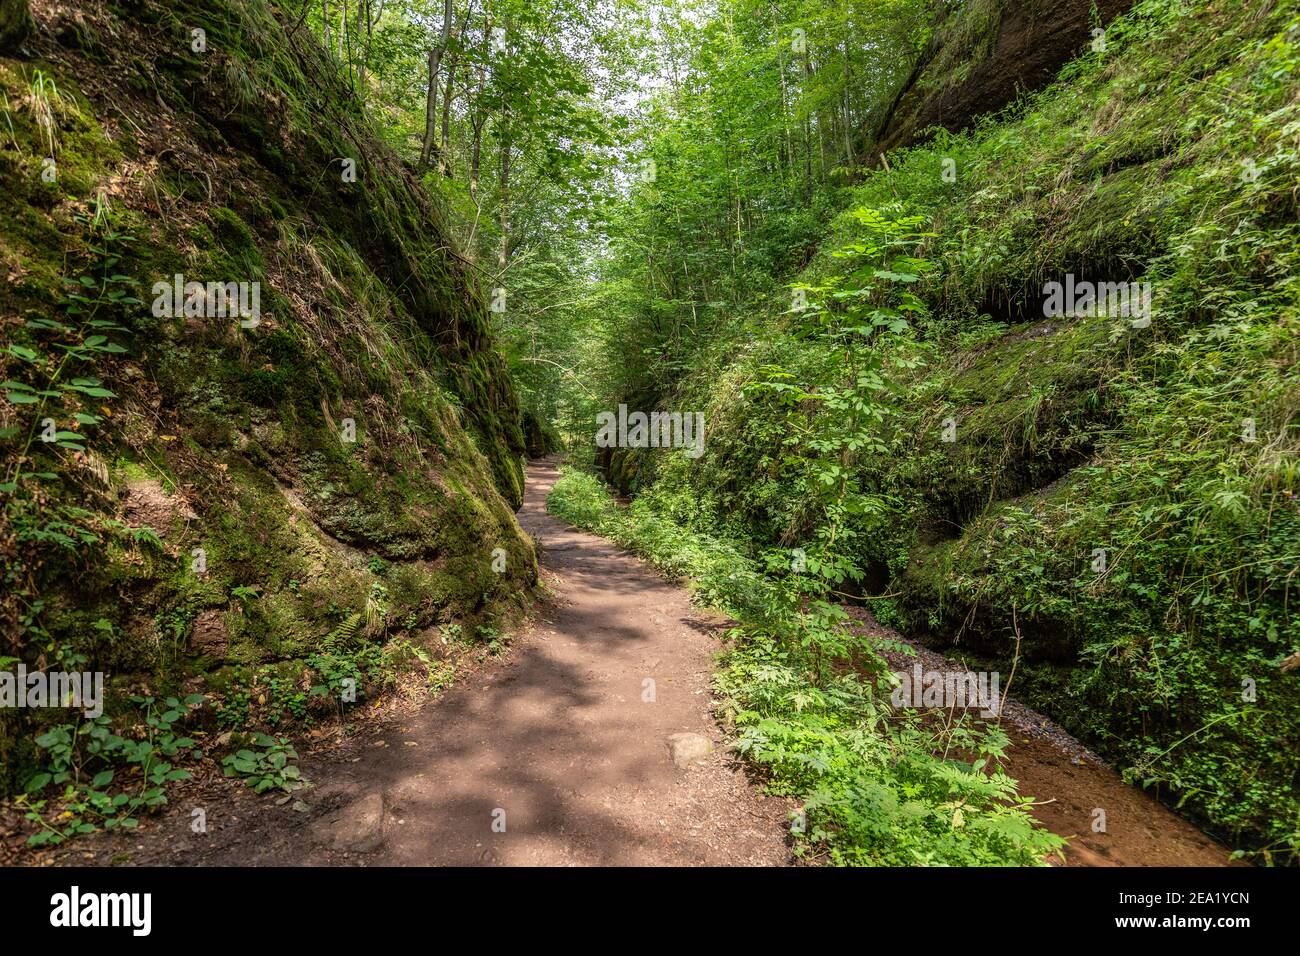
[322, 612, 362, 651]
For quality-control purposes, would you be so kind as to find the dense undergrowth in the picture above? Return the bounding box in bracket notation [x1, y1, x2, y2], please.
[582, 0, 1300, 862]
[549, 467, 1065, 866]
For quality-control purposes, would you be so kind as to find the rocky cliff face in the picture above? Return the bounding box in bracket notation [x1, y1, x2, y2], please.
[0, 0, 533, 790]
[868, 0, 1137, 156]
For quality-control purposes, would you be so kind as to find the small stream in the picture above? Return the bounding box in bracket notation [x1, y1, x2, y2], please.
[845, 607, 1242, 866]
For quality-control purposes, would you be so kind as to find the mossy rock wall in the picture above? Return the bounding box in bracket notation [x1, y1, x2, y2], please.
[0, 0, 533, 794]
[868, 0, 1137, 157]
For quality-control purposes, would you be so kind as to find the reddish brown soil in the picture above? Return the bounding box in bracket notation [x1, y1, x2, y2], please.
[852, 611, 1241, 867]
[1006, 734, 1237, 867]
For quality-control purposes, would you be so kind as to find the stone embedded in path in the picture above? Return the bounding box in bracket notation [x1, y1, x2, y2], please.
[667, 732, 714, 768]
[309, 793, 385, 852]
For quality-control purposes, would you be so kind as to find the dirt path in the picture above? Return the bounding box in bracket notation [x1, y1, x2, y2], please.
[46, 456, 792, 866]
[37, 458, 1238, 867]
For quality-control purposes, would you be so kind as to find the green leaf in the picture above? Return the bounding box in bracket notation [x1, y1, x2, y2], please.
[64, 384, 116, 398]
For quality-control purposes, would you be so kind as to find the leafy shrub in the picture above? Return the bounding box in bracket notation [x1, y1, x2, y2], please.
[221, 734, 306, 794]
[18, 694, 204, 846]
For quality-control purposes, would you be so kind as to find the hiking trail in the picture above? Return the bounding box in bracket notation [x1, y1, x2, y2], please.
[45, 458, 1236, 867]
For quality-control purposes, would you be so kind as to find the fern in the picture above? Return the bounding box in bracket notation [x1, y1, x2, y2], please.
[321, 612, 362, 652]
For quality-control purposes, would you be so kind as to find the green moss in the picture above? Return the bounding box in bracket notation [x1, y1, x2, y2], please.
[0, 0, 537, 799]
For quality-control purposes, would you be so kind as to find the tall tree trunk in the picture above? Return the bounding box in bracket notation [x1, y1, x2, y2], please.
[494, 15, 511, 268]
[470, 113, 484, 194]
[439, 6, 470, 177]
[341, 0, 355, 90]
[840, 41, 855, 172]
[438, 56, 456, 175]
[802, 42, 813, 198]
[337, 0, 345, 62]
[420, 0, 454, 169]
[356, 0, 384, 91]
[498, 119, 510, 268]
[773, 7, 793, 179]
[469, 19, 489, 196]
